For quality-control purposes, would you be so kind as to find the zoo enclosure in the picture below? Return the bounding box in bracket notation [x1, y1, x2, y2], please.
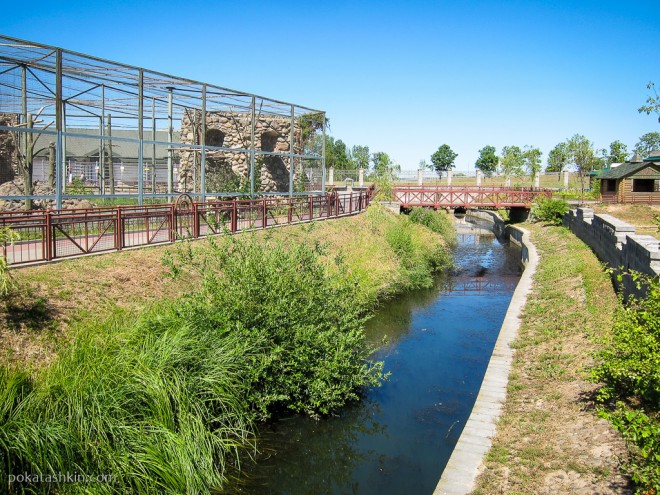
[0, 35, 327, 209]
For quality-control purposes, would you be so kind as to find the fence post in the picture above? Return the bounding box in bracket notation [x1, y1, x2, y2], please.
[309, 195, 313, 220]
[349, 192, 353, 213]
[116, 207, 122, 250]
[231, 199, 238, 233]
[288, 197, 293, 224]
[326, 192, 331, 217]
[262, 197, 267, 229]
[193, 202, 200, 238]
[46, 210, 53, 261]
[358, 168, 364, 187]
[417, 169, 424, 186]
[170, 204, 176, 242]
[447, 169, 452, 186]
[328, 167, 334, 186]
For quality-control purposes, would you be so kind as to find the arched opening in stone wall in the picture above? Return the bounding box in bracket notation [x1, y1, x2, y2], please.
[259, 130, 288, 192]
[205, 129, 225, 148]
[261, 130, 279, 152]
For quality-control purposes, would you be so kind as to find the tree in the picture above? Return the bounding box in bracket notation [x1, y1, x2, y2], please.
[634, 132, 660, 156]
[475, 145, 498, 177]
[523, 146, 542, 182]
[500, 145, 525, 178]
[371, 151, 399, 201]
[430, 144, 457, 178]
[351, 145, 370, 170]
[546, 142, 570, 172]
[333, 139, 351, 169]
[567, 134, 596, 198]
[608, 140, 629, 164]
[638, 81, 660, 123]
[418, 159, 429, 170]
[9, 108, 53, 210]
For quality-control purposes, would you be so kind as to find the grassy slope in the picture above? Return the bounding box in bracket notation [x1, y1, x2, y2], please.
[0, 207, 455, 494]
[1, 207, 450, 369]
[472, 223, 631, 494]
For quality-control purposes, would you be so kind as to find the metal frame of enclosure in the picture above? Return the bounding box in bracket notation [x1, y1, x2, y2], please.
[0, 35, 326, 208]
[1, 190, 370, 266]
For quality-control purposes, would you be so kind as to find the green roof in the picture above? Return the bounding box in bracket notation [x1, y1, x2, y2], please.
[597, 161, 659, 180]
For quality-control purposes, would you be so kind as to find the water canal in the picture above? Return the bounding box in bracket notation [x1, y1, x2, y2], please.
[231, 217, 523, 494]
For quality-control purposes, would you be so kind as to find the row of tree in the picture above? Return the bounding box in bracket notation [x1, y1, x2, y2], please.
[323, 135, 400, 174]
[423, 131, 660, 180]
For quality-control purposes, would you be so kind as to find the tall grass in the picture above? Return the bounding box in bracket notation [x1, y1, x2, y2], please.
[0, 307, 258, 493]
[0, 207, 455, 493]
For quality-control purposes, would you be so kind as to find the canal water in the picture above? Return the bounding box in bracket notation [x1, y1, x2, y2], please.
[231, 218, 522, 495]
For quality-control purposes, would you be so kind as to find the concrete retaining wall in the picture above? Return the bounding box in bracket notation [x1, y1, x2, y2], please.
[563, 208, 660, 299]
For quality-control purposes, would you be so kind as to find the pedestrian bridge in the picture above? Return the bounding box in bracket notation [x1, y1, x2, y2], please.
[392, 186, 551, 209]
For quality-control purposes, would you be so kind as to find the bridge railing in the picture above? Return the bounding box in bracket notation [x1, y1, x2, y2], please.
[392, 186, 552, 208]
[0, 190, 372, 266]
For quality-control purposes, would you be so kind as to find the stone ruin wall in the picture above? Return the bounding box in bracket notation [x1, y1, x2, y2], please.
[0, 113, 18, 184]
[179, 111, 304, 193]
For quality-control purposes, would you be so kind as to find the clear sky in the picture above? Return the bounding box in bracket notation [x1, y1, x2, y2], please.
[3, 0, 659, 172]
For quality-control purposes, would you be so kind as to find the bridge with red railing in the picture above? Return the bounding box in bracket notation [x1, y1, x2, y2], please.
[392, 186, 552, 209]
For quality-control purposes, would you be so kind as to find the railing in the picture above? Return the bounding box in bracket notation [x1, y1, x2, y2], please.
[0, 190, 372, 266]
[392, 186, 552, 209]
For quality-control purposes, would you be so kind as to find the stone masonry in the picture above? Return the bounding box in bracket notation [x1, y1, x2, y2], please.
[0, 113, 18, 184]
[564, 208, 660, 299]
[179, 111, 305, 193]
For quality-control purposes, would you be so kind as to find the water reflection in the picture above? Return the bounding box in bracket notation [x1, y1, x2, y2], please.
[228, 219, 521, 495]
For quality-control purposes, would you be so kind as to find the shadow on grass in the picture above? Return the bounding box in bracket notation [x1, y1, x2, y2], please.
[1, 285, 58, 333]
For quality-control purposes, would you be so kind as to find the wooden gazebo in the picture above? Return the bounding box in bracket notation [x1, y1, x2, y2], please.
[598, 151, 660, 204]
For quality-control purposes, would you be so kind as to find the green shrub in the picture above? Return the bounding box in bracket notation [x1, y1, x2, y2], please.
[593, 276, 660, 493]
[408, 207, 454, 240]
[592, 277, 660, 405]
[165, 232, 386, 419]
[599, 405, 660, 494]
[531, 197, 569, 225]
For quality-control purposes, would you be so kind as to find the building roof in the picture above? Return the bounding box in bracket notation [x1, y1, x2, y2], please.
[598, 161, 660, 180]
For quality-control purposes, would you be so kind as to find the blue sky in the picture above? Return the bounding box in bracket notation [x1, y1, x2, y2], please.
[3, 0, 659, 171]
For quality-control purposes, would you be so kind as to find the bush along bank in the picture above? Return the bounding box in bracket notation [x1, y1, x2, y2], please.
[0, 205, 454, 494]
[592, 274, 660, 494]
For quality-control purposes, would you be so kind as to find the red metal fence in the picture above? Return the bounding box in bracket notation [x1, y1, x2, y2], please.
[1, 191, 371, 266]
[392, 186, 552, 209]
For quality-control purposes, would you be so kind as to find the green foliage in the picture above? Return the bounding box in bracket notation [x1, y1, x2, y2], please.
[546, 142, 570, 172]
[384, 211, 453, 290]
[634, 132, 660, 157]
[599, 405, 660, 494]
[475, 145, 498, 177]
[0, 227, 19, 297]
[593, 276, 660, 406]
[592, 275, 660, 493]
[609, 140, 630, 164]
[408, 207, 455, 240]
[351, 145, 370, 170]
[523, 145, 543, 181]
[67, 176, 87, 195]
[430, 144, 458, 178]
[500, 145, 525, 177]
[531, 197, 568, 225]
[638, 81, 660, 120]
[165, 233, 386, 419]
[0, 307, 259, 494]
[371, 152, 399, 201]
